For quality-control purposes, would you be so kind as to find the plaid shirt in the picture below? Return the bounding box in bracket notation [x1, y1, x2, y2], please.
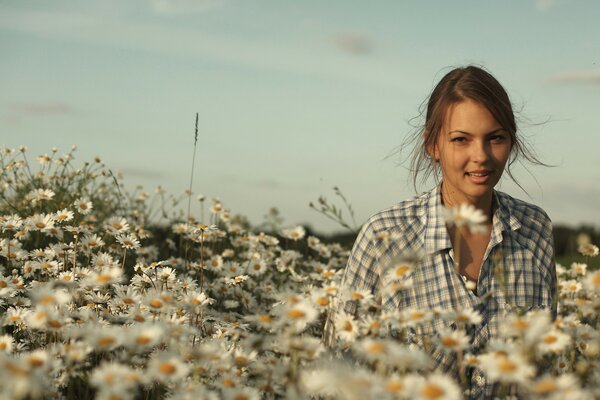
[340, 185, 557, 399]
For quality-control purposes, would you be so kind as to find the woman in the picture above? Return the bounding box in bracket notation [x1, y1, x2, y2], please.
[337, 65, 557, 398]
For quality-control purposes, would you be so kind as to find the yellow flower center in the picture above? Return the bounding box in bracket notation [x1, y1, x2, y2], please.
[499, 359, 517, 373]
[421, 384, 444, 399]
[159, 362, 176, 375]
[543, 335, 558, 344]
[287, 309, 306, 319]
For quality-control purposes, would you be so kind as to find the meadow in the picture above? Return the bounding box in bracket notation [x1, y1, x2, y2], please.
[0, 145, 599, 399]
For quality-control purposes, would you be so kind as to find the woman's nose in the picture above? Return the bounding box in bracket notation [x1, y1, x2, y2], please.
[471, 141, 490, 162]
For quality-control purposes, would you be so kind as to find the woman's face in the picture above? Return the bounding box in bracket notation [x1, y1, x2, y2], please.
[431, 99, 512, 208]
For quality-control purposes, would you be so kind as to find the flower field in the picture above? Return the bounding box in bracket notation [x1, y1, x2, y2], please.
[1, 146, 599, 399]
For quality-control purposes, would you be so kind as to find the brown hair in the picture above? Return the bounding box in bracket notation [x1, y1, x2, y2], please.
[402, 65, 546, 192]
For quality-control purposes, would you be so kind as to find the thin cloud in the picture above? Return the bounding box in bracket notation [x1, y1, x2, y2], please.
[547, 69, 600, 84]
[332, 32, 374, 55]
[3, 102, 75, 124]
[534, 0, 560, 12]
[10, 102, 74, 115]
[0, 7, 404, 89]
[118, 166, 166, 180]
[150, 0, 226, 15]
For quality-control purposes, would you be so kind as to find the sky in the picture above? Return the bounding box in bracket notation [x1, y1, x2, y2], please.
[1, 0, 599, 233]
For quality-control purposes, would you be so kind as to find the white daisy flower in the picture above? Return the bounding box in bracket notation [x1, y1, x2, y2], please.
[27, 213, 56, 232]
[583, 270, 600, 293]
[246, 259, 267, 276]
[116, 233, 141, 250]
[105, 217, 130, 235]
[0, 334, 14, 353]
[537, 328, 572, 354]
[54, 208, 74, 223]
[281, 225, 306, 241]
[1, 214, 23, 232]
[436, 327, 470, 353]
[406, 372, 462, 400]
[335, 311, 360, 343]
[478, 351, 535, 385]
[147, 352, 190, 383]
[73, 197, 93, 214]
[280, 300, 318, 333]
[443, 203, 488, 234]
[27, 188, 55, 203]
[578, 243, 599, 257]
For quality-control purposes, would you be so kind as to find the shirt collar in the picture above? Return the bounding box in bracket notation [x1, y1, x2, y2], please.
[423, 185, 452, 254]
[422, 184, 522, 254]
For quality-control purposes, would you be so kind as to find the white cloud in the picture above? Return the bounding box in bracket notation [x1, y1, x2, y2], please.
[150, 0, 226, 15]
[332, 32, 374, 55]
[535, 0, 560, 12]
[0, 6, 408, 90]
[547, 69, 600, 84]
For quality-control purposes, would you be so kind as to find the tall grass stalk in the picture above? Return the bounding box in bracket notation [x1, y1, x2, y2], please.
[185, 113, 199, 269]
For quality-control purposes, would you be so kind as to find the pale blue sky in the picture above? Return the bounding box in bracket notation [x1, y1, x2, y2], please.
[1, 0, 599, 233]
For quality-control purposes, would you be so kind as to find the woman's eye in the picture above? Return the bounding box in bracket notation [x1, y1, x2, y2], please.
[490, 135, 506, 143]
[451, 137, 466, 143]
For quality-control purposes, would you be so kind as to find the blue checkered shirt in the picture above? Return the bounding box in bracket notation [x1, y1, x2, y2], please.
[340, 185, 557, 399]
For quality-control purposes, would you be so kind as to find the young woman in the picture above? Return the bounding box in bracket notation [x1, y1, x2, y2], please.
[338, 65, 557, 398]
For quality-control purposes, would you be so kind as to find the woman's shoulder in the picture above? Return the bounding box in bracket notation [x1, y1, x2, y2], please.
[495, 190, 553, 234]
[359, 190, 431, 239]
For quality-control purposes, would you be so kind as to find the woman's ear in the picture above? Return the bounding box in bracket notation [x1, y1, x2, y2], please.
[427, 142, 439, 161]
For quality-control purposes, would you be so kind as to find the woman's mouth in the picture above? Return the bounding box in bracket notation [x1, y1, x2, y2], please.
[466, 170, 492, 184]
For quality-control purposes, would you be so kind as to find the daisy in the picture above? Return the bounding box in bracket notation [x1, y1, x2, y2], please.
[385, 260, 415, 281]
[85, 267, 124, 287]
[210, 201, 223, 214]
[478, 351, 534, 385]
[126, 323, 164, 350]
[537, 328, 571, 354]
[1, 214, 23, 232]
[281, 225, 306, 241]
[279, 300, 318, 333]
[444, 307, 483, 326]
[443, 203, 487, 234]
[88, 326, 123, 351]
[247, 259, 267, 276]
[81, 233, 104, 249]
[147, 352, 190, 383]
[37, 153, 51, 164]
[105, 217, 130, 235]
[73, 197, 93, 214]
[559, 279, 582, 296]
[354, 338, 396, 364]
[53, 208, 74, 223]
[32, 287, 71, 307]
[578, 243, 599, 257]
[172, 223, 189, 235]
[92, 252, 117, 268]
[436, 327, 470, 353]
[529, 374, 579, 398]
[0, 334, 14, 353]
[27, 213, 55, 232]
[583, 270, 600, 293]
[116, 233, 140, 250]
[335, 311, 360, 343]
[27, 188, 55, 203]
[408, 372, 462, 400]
[90, 362, 145, 398]
[570, 262, 587, 276]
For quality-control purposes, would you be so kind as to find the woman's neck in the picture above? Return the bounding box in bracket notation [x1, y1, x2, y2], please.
[440, 183, 494, 222]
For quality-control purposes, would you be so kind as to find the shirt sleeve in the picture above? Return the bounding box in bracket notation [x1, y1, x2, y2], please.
[338, 221, 382, 315]
[540, 212, 558, 319]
